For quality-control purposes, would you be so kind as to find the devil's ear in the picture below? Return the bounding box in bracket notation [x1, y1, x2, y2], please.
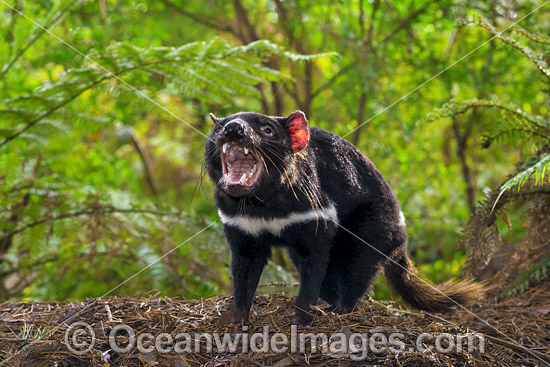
[281, 110, 309, 153]
[209, 113, 219, 124]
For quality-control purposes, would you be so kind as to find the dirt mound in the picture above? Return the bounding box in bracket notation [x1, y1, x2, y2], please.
[1, 288, 549, 366]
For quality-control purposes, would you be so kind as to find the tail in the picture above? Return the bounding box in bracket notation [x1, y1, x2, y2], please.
[384, 253, 484, 312]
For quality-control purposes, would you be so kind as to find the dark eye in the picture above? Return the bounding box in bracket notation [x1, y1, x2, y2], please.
[261, 126, 274, 136]
[214, 125, 222, 133]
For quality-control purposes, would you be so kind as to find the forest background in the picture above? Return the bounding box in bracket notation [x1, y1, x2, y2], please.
[1, 0, 549, 304]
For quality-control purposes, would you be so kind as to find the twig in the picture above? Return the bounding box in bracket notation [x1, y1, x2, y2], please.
[485, 334, 550, 362]
[368, 296, 424, 316]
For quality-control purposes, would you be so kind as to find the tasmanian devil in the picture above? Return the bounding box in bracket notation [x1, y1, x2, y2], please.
[204, 110, 483, 325]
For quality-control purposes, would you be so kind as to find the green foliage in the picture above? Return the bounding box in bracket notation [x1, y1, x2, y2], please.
[512, 26, 550, 45]
[423, 97, 550, 209]
[1, 0, 550, 302]
[494, 154, 550, 209]
[0, 1, 322, 301]
[422, 98, 549, 146]
[20, 323, 47, 340]
[0, 37, 312, 150]
[423, 16, 550, 282]
[457, 16, 550, 81]
[504, 255, 550, 296]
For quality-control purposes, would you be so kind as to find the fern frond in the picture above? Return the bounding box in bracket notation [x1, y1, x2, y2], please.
[27, 119, 68, 139]
[458, 17, 550, 80]
[422, 98, 548, 128]
[422, 98, 549, 148]
[2, 37, 324, 150]
[512, 26, 550, 45]
[461, 188, 510, 276]
[493, 154, 550, 209]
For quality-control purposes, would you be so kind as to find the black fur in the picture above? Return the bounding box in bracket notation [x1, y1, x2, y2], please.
[204, 111, 482, 325]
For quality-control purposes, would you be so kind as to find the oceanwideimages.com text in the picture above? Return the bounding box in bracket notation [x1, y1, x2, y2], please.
[65, 322, 485, 360]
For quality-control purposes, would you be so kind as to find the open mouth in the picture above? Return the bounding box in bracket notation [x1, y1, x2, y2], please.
[221, 142, 262, 187]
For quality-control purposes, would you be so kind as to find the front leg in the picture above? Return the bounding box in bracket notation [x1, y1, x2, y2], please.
[226, 227, 270, 324]
[288, 233, 333, 325]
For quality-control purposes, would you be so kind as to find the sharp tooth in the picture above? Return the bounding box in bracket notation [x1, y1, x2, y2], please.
[223, 143, 229, 154]
[244, 147, 249, 155]
[239, 173, 247, 185]
[224, 173, 230, 182]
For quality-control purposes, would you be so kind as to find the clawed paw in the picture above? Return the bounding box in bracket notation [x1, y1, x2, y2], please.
[292, 310, 314, 326]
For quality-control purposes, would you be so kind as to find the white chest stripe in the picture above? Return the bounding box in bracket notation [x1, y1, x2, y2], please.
[399, 211, 406, 226]
[218, 205, 339, 237]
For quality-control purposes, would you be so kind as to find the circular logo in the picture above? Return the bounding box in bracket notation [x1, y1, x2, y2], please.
[64, 321, 95, 355]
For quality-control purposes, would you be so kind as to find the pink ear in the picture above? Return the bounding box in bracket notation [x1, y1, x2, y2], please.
[286, 111, 309, 153]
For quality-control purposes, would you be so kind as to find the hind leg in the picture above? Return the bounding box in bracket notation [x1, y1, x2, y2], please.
[335, 207, 408, 313]
[336, 245, 385, 313]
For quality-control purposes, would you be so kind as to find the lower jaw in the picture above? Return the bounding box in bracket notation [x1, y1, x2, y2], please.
[222, 167, 261, 194]
[224, 184, 254, 197]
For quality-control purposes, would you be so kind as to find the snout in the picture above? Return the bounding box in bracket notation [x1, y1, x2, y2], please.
[215, 121, 262, 196]
[223, 120, 246, 140]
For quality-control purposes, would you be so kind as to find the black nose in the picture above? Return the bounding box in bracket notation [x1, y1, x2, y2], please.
[223, 120, 245, 140]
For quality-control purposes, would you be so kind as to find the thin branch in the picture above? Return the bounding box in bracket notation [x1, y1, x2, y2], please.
[283, 82, 302, 106]
[0, 76, 109, 149]
[358, 0, 366, 37]
[273, 0, 313, 113]
[366, 0, 380, 46]
[126, 127, 158, 197]
[5, 0, 21, 62]
[452, 116, 475, 212]
[459, 17, 550, 81]
[512, 26, 550, 45]
[382, 1, 433, 44]
[311, 64, 352, 99]
[423, 99, 550, 133]
[159, 0, 234, 34]
[4, 207, 173, 240]
[274, 0, 300, 51]
[444, 29, 460, 59]
[351, 92, 367, 146]
[232, 0, 259, 42]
